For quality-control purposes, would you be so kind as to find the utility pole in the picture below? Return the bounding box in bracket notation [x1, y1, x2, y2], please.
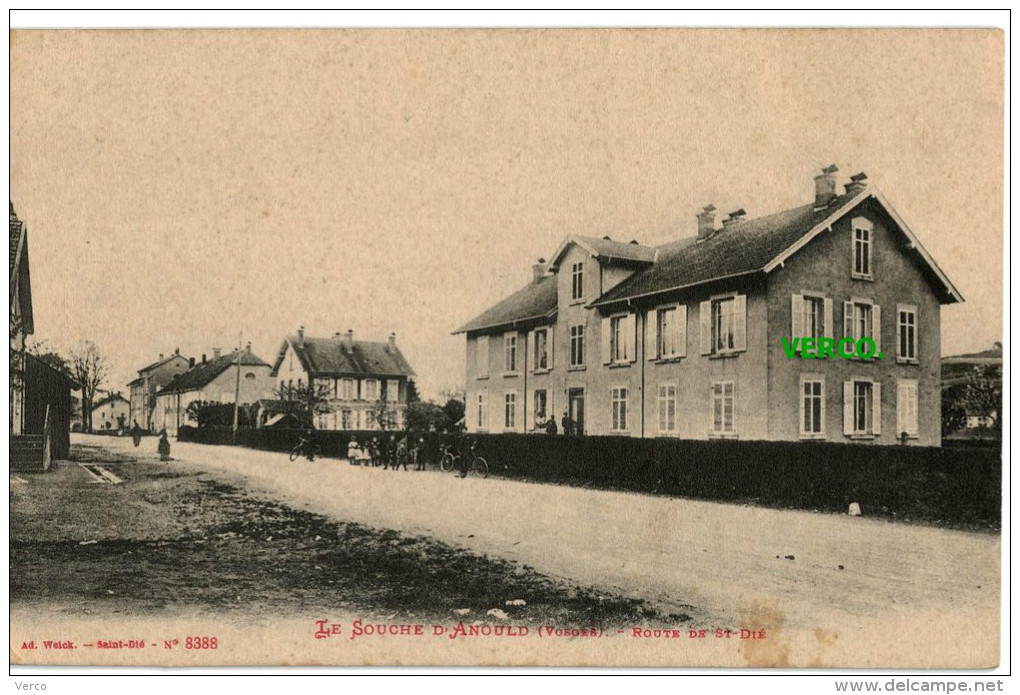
[232, 332, 242, 443]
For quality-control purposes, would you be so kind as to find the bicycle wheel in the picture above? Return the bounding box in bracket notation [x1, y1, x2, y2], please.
[289, 447, 300, 462]
[440, 452, 455, 472]
[472, 456, 489, 479]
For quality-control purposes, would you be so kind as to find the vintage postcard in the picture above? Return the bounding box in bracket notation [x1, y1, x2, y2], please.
[9, 27, 1004, 669]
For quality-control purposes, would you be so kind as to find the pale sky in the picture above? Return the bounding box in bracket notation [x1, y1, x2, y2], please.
[10, 29, 1003, 399]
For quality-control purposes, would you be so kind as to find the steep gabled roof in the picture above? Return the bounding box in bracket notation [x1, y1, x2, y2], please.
[270, 335, 416, 378]
[157, 348, 270, 395]
[137, 352, 188, 375]
[92, 392, 130, 410]
[452, 275, 558, 335]
[548, 234, 656, 269]
[594, 187, 962, 307]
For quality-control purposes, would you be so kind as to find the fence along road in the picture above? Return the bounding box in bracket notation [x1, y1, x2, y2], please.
[83, 433, 1000, 667]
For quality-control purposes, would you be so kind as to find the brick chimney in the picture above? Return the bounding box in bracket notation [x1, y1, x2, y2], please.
[158, 353, 164, 361]
[814, 164, 839, 209]
[297, 326, 305, 347]
[189, 357, 195, 368]
[388, 333, 397, 352]
[723, 208, 747, 227]
[345, 329, 354, 353]
[212, 347, 221, 360]
[845, 171, 868, 196]
[201, 354, 207, 364]
[696, 204, 717, 241]
[532, 258, 547, 284]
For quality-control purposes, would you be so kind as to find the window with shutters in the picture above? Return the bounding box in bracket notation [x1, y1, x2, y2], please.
[569, 325, 585, 368]
[534, 389, 548, 422]
[850, 380, 876, 435]
[386, 379, 400, 403]
[504, 392, 517, 429]
[800, 375, 825, 438]
[852, 217, 873, 279]
[476, 336, 490, 379]
[843, 299, 881, 359]
[611, 387, 628, 432]
[477, 393, 488, 430]
[571, 262, 584, 301]
[713, 298, 736, 353]
[610, 316, 628, 363]
[804, 297, 824, 341]
[504, 333, 518, 374]
[341, 410, 352, 429]
[363, 378, 379, 401]
[896, 379, 919, 439]
[897, 305, 918, 363]
[658, 383, 678, 434]
[700, 295, 746, 357]
[657, 307, 676, 357]
[533, 328, 549, 371]
[652, 305, 686, 360]
[711, 381, 735, 435]
[341, 378, 355, 400]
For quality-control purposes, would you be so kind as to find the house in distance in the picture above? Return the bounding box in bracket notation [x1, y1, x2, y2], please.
[127, 350, 191, 432]
[268, 328, 416, 430]
[153, 345, 275, 436]
[454, 166, 961, 446]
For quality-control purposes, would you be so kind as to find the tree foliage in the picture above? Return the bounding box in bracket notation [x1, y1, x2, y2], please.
[442, 397, 466, 429]
[274, 382, 333, 429]
[964, 365, 1001, 436]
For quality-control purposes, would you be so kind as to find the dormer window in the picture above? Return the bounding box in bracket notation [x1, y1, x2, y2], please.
[852, 217, 873, 280]
[571, 262, 584, 301]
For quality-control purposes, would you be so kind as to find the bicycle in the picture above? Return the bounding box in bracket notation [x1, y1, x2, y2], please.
[289, 436, 321, 462]
[443, 450, 489, 479]
[439, 443, 457, 472]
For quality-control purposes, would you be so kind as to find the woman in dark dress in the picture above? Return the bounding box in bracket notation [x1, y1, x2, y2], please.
[157, 429, 171, 462]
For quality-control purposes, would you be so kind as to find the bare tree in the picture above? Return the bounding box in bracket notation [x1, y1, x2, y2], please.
[69, 341, 108, 433]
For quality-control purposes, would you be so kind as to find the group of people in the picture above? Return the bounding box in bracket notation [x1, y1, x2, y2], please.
[534, 411, 579, 436]
[346, 427, 442, 472]
[131, 420, 172, 462]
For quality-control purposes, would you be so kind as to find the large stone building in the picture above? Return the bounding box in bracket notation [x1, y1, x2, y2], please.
[454, 168, 961, 446]
[268, 328, 416, 430]
[153, 346, 274, 436]
[127, 350, 191, 432]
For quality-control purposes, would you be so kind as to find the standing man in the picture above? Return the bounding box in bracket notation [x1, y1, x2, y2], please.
[561, 410, 573, 436]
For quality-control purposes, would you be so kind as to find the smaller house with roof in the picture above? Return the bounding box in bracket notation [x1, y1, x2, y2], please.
[268, 328, 416, 431]
[153, 345, 274, 436]
[91, 391, 131, 431]
[128, 349, 191, 432]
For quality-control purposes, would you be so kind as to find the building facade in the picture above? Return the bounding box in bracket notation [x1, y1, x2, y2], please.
[10, 202, 76, 466]
[268, 328, 416, 431]
[10, 202, 34, 436]
[91, 392, 131, 431]
[153, 346, 275, 436]
[454, 169, 961, 446]
[128, 350, 191, 432]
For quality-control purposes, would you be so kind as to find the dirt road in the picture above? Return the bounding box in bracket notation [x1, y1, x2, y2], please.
[87, 434, 1001, 666]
